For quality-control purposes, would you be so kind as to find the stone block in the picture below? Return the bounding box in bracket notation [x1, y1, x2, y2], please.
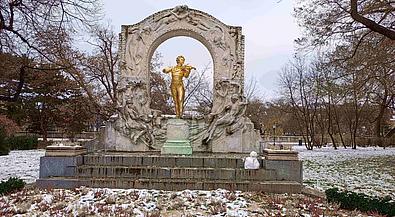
[156, 168, 171, 179]
[235, 169, 276, 181]
[191, 158, 204, 167]
[236, 159, 244, 168]
[150, 181, 166, 190]
[175, 157, 191, 167]
[153, 157, 175, 167]
[166, 119, 189, 140]
[36, 178, 86, 189]
[171, 168, 189, 179]
[141, 168, 157, 178]
[124, 156, 143, 166]
[142, 157, 153, 166]
[161, 141, 193, 155]
[203, 158, 216, 168]
[263, 160, 303, 183]
[217, 169, 236, 180]
[39, 156, 81, 178]
[216, 158, 237, 168]
[191, 169, 208, 179]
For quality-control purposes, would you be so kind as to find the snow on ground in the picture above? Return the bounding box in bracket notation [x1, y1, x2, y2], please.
[0, 150, 45, 184]
[296, 146, 395, 198]
[1, 187, 370, 216]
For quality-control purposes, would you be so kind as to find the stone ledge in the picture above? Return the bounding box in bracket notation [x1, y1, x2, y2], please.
[263, 149, 299, 161]
[45, 145, 87, 157]
[76, 165, 278, 181]
[36, 177, 302, 193]
[36, 178, 88, 189]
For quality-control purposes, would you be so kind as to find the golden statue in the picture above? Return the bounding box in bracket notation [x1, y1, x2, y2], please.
[163, 56, 196, 118]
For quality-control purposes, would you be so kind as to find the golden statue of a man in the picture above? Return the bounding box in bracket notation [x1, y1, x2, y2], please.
[163, 56, 196, 118]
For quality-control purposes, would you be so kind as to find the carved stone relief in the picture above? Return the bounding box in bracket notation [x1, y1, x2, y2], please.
[203, 91, 247, 145]
[113, 78, 154, 149]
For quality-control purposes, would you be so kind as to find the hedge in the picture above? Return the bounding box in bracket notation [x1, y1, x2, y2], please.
[6, 135, 38, 150]
[0, 177, 25, 195]
[325, 188, 395, 216]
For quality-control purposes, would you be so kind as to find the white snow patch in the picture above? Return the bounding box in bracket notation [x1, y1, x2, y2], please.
[0, 149, 45, 183]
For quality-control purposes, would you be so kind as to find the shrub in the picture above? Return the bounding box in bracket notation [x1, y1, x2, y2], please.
[0, 128, 10, 156]
[6, 135, 38, 150]
[0, 177, 25, 195]
[325, 188, 395, 216]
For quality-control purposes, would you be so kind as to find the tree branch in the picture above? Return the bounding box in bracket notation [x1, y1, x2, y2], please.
[350, 0, 395, 40]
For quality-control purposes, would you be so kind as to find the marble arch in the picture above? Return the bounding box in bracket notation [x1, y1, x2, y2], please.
[105, 5, 259, 153]
[119, 5, 245, 112]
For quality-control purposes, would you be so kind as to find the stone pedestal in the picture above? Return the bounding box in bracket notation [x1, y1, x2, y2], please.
[37, 145, 86, 189]
[161, 119, 192, 155]
[262, 149, 302, 183]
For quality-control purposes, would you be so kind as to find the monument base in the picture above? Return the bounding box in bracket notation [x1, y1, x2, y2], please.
[37, 152, 303, 193]
[161, 118, 192, 155]
[161, 140, 193, 155]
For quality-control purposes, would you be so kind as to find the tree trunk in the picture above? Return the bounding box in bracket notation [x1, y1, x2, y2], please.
[374, 101, 387, 137]
[329, 132, 337, 149]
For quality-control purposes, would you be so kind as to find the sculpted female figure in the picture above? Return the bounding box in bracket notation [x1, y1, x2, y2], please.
[163, 56, 196, 118]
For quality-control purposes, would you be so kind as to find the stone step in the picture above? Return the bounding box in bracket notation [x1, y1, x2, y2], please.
[36, 177, 302, 193]
[76, 165, 278, 181]
[83, 154, 248, 168]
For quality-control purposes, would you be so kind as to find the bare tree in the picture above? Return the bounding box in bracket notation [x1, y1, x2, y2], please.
[280, 56, 320, 150]
[245, 76, 260, 101]
[0, 0, 101, 56]
[150, 52, 173, 114]
[0, 0, 101, 102]
[183, 63, 213, 115]
[81, 24, 119, 116]
[294, 0, 394, 57]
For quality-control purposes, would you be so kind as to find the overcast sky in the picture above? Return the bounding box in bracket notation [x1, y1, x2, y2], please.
[102, 0, 300, 99]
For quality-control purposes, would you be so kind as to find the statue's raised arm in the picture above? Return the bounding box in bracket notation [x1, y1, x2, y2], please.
[183, 64, 196, 78]
[162, 66, 172, 74]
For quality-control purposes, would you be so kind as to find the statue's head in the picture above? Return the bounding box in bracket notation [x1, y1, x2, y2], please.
[176, 55, 185, 66]
[231, 94, 239, 103]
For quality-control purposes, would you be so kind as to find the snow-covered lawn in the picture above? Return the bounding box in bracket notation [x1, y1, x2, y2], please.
[0, 149, 45, 184]
[296, 146, 395, 198]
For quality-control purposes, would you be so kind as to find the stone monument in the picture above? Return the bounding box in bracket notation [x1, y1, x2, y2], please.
[37, 6, 303, 193]
[103, 5, 260, 153]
